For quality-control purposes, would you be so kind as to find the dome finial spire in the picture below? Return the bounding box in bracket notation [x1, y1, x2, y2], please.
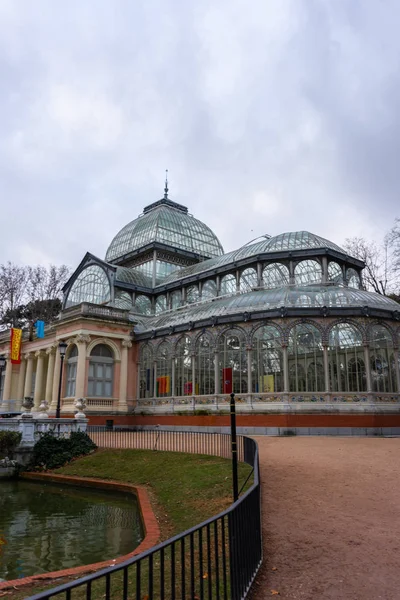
[164, 169, 169, 199]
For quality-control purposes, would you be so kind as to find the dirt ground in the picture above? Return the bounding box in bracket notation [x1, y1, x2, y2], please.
[250, 437, 400, 600]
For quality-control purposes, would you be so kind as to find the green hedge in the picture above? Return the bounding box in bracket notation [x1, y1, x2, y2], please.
[29, 431, 97, 470]
[0, 430, 22, 458]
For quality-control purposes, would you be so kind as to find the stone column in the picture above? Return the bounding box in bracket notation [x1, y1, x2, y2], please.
[119, 339, 132, 412]
[322, 256, 328, 284]
[153, 361, 157, 398]
[171, 356, 176, 396]
[45, 346, 56, 405]
[75, 335, 91, 399]
[50, 350, 61, 411]
[283, 345, 289, 393]
[214, 350, 219, 395]
[136, 362, 141, 400]
[289, 261, 295, 285]
[246, 346, 253, 396]
[24, 353, 34, 399]
[323, 345, 330, 393]
[191, 353, 196, 397]
[16, 356, 27, 410]
[256, 262, 262, 287]
[393, 348, 400, 394]
[1, 354, 13, 410]
[33, 351, 45, 409]
[364, 344, 373, 393]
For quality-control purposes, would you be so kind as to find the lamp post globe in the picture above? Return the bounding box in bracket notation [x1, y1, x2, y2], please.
[56, 342, 68, 419]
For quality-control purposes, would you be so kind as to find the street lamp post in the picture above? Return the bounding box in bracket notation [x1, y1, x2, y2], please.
[56, 342, 68, 419]
[0, 356, 6, 406]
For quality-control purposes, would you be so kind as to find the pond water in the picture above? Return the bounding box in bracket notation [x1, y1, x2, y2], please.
[0, 480, 143, 581]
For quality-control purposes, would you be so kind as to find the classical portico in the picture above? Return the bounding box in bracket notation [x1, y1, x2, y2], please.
[0, 304, 137, 415]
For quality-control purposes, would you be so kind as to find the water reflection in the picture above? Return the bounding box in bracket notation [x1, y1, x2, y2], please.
[0, 480, 143, 581]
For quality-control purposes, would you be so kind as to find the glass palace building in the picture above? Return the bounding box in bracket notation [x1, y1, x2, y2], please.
[1, 187, 400, 419]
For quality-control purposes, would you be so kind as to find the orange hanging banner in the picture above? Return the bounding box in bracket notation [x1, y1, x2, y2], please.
[10, 328, 22, 364]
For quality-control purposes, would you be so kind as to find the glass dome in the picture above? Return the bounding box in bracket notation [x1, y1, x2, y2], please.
[265, 231, 345, 253]
[160, 230, 348, 286]
[106, 199, 224, 262]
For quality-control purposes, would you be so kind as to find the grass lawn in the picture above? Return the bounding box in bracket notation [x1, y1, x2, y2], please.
[6, 448, 253, 599]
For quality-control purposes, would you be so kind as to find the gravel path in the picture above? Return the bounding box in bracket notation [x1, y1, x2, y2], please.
[250, 437, 400, 600]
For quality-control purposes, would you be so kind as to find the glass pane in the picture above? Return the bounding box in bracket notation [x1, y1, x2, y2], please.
[66, 265, 110, 308]
[294, 260, 322, 285]
[96, 381, 103, 396]
[105, 382, 112, 397]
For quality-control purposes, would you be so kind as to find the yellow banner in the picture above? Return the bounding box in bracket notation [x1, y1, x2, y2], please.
[10, 328, 22, 364]
[259, 374, 274, 393]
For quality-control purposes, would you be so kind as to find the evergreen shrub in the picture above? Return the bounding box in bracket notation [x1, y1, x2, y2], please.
[0, 431, 22, 458]
[30, 431, 97, 470]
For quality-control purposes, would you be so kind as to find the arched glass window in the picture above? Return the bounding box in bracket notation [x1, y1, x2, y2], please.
[139, 345, 153, 399]
[218, 329, 247, 394]
[347, 268, 360, 289]
[240, 268, 258, 292]
[133, 295, 152, 315]
[66, 265, 110, 308]
[220, 274, 236, 296]
[294, 260, 322, 285]
[295, 294, 312, 307]
[307, 362, 324, 392]
[156, 342, 172, 397]
[170, 290, 182, 310]
[88, 344, 114, 397]
[369, 325, 395, 392]
[252, 326, 284, 393]
[328, 323, 366, 392]
[186, 285, 200, 304]
[175, 337, 192, 396]
[289, 363, 306, 392]
[66, 345, 78, 397]
[202, 280, 217, 301]
[155, 295, 167, 315]
[288, 324, 323, 392]
[196, 334, 215, 395]
[328, 262, 344, 284]
[262, 263, 289, 289]
[114, 291, 132, 310]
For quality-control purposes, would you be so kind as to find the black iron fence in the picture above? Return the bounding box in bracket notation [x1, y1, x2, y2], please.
[28, 429, 262, 600]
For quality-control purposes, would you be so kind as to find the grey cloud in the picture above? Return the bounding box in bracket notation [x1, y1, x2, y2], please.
[0, 0, 398, 269]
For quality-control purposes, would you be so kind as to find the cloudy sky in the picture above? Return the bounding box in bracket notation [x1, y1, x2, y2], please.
[0, 0, 399, 270]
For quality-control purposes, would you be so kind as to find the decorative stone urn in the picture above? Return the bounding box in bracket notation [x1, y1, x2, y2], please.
[37, 399, 49, 419]
[21, 396, 34, 417]
[74, 398, 87, 419]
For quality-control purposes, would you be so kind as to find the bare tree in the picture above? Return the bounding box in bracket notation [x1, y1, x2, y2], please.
[26, 264, 69, 303]
[343, 237, 396, 295]
[387, 218, 400, 274]
[0, 263, 70, 329]
[0, 263, 27, 326]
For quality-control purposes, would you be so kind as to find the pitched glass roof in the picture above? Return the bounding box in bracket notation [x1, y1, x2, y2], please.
[133, 285, 400, 333]
[106, 200, 224, 262]
[115, 266, 152, 287]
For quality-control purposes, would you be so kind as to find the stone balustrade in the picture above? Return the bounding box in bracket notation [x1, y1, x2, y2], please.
[0, 417, 88, 447]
